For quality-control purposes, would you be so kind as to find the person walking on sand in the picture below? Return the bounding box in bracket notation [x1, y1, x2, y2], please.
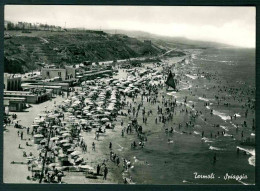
[109, 142, 112, 150]
[21, 132, 23, 140]
[97, 164, 101, 175]
[92, 142, 95, 151]
[103, 166, 108, 180]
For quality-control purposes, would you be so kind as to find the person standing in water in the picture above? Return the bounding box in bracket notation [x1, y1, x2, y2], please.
[213, 153, 217, 163]
[92, 142, 95, 151]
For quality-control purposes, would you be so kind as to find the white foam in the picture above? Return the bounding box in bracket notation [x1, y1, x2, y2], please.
[230, 122, 237, 128]
[234, 113, 241, 117]
[248, 155, 255, 167]
[213, 110, 230, 121]
[193, 131, 200, 135]
[251, 133, 255, 136]
[236, 146, 255, 156]
[206, 106, 211, 110]
[209, 146, 223, 150]
[202, 137, 213, 143]
[199, 58, 233, 63]
[237, 146, 255, 166]
[224, 133, 232, 137]
[198, 97, 209, 102]
[220, 126, 229, 131]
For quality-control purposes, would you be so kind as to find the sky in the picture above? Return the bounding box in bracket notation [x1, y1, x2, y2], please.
[5, 6, 256, 48]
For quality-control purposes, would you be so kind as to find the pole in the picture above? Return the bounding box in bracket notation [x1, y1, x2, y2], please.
[39, 122, 52, 183]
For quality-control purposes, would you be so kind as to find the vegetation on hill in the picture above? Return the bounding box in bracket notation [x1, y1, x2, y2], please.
[4, 30, 163, 73]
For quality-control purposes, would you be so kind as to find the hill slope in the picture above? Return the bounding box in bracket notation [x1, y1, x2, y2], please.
[104, 29, 233, 49]
[4, 31, 163, 73]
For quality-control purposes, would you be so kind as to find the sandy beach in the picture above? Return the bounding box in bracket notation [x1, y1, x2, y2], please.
[3, 48, 255, 185]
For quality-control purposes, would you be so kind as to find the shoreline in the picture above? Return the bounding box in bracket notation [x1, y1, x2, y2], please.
[3, 48, 255, 184]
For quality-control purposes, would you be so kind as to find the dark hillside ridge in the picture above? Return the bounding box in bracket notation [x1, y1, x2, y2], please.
[4, 30, 164, 73]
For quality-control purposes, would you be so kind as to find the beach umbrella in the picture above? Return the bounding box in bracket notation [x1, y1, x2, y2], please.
[71, 151, 81, 156]
[57, 172, 64, 177]
[48, 163, 60, 168]
[75, 157, 83, 163]
[60, 139, 69, 143]
[67, 148, 74, 153]
[62, 133, 71, 137]
[101, 118, 110, 122]
[34, 134, 44, 138]
[58, 153, 66, 158]
[68, 108, 74, 112]
[104, 112, 111, 115]
[50, 137, 59, 141]
[62, 143, 71, 147]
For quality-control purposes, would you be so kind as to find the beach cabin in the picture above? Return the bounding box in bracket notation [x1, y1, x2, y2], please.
[33, 134, 44, 144]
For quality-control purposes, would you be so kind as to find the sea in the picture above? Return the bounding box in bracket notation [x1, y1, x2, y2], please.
[102, 47, 255, 185]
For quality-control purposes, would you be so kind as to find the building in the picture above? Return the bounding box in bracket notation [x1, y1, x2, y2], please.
[4, 97, 26, 112]
[4, 73, 22, 91]
[21, 83, 62, 94]
[4, 90, 53, 104]
[79, 70, 113, 82]
[41, 66, 76, 81]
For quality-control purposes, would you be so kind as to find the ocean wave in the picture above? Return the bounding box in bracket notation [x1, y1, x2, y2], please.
[224, 133, 232, 137]
[236, 146, 255, 156]
[212, 110, 230, 121]
[220, 126, 229, 131]
[248, 155, 255, 167]
[230, 122, 237, 128]
[198, 97, 209, 102]
[199, 58, 233, 63]
[234, 113, 241, 117]
[237, 146, 255, 167]
[209, 146, 224, 150]
[202, 137, 213, 143]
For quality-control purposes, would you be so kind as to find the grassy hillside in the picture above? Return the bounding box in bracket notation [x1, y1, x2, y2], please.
[4, 30, 163, 73]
